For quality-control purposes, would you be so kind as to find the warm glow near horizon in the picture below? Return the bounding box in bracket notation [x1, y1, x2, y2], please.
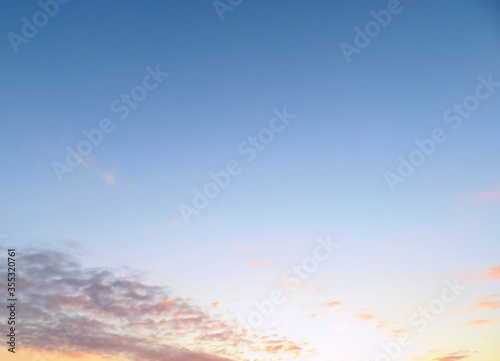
[1, 1, 500, 361]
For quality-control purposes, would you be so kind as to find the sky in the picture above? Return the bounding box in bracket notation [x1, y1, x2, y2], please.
[1, 0, 500, 361]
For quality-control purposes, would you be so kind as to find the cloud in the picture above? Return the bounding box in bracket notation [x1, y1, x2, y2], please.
[479, 190, 500, 200]
[79, 157, 91, 167]
[309, 301, 409, 339]
[433, 350, 471, 361]
[311, 300, 343, 318]
[480, 266, 500, 280]
[323, 300, 342, 307]
[62, 239, 85, 250]
[353, 312, 404, 336]
[102, 172, 116, 185]
[434, 355, 469, 361]
[357, 313, 377, 321]
[476, 301, 500, 309]
[246, 260, 265, 268]
[465, 319, 491, 326]
[1, 248, 310, 361]
[473, 294, 500, 310]
[236, 247, 249, 254]
[280, 279, 318, 292]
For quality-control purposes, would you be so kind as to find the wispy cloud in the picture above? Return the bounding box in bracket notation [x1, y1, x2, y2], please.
[480, 266, 500, 280]
[357, 312, 377, 321]
[432, 350, 472, 361]
[476, 301, 500, 309]
[464, 319, 491, 326]
[280, 278, 312, 291]
[324, 300, 342, 308]
[434, 355, 469, 361]
[236, 247, 250, 254]
[311, 300, 342, 318]
[475, 294, 500, 310]
[478, 190, 500, 201]
[246, 260, 265, 268]
[309, 301, 406, 337]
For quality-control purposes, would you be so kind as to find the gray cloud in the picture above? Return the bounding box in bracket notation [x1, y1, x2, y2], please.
[4, 248, 308, 361]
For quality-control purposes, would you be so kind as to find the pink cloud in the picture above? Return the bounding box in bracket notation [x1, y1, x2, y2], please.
[236, 247, 250, 254]
[79, 157, 91, 167]
[246, 260, 265, 268]
[479, 190, 500, 200]
[434, 356, 469, 361]
[432, 350, 472, 361]
[102, 172, 116, 185]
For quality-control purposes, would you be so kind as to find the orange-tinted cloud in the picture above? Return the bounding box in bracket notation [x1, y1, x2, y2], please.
[465, 319, 491, 326]
[352, 311, 406, 337]
[477, 301, 500, 309]
[481, 266, 500, 280]
[279, 279, 318, 293]
[323, 300, 342, 307]
[310, 302, 407, 338]
[473, 294, 500, 310]
[357, 313, 376, 321]
[310, 300, 343, 317]
[258, 335, 309, 358]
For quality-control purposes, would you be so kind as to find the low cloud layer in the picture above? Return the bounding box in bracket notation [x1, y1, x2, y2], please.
[3, 248, 308, 361]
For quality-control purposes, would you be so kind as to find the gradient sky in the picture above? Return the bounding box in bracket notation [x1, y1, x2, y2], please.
[1, 1, 500, 361]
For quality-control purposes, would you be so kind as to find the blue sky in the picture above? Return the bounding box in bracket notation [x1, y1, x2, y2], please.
[1, 1, 500, 361]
